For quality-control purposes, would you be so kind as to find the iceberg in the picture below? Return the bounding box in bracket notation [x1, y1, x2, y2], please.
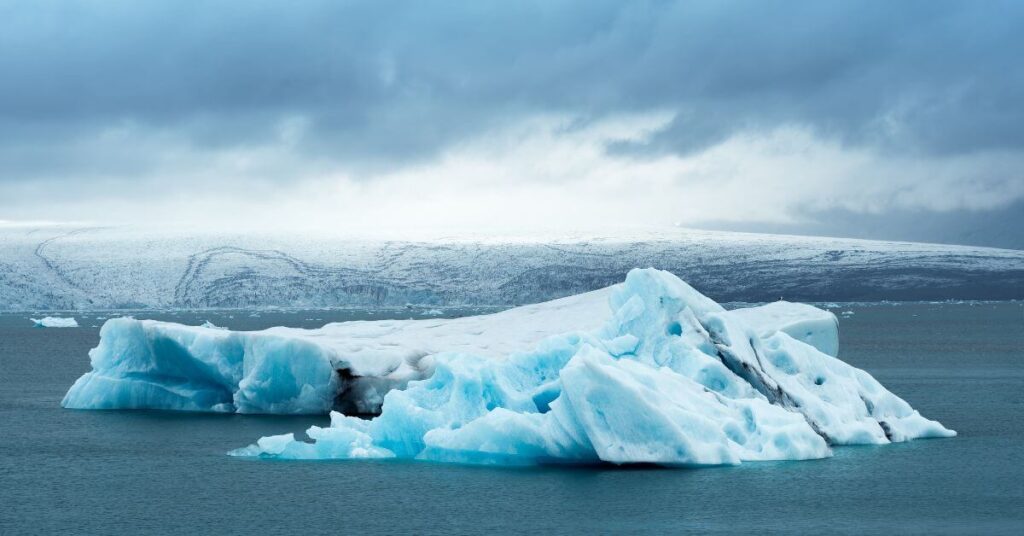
[31, 316, 79, 328]
[64, 268, 954, 466]
[62, 287, 613, 414]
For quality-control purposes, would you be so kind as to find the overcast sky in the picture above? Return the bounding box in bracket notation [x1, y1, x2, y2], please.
[1, 1, 1022, 246]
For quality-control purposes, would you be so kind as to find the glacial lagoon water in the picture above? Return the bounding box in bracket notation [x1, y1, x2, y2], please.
[1, 303, 1022, 534]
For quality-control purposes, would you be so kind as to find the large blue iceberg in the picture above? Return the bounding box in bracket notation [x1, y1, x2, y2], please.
[64, 268, 954, 466]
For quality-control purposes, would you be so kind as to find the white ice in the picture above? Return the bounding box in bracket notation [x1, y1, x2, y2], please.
[31, 316, 78, 328]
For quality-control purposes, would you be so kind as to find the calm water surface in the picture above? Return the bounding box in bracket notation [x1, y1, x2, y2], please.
[2, 304, 1022, 534]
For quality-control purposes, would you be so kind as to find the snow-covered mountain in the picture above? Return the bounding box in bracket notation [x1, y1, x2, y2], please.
[1, 224, 1022, 310]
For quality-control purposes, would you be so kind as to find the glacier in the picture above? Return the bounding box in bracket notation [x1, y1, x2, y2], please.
[4, 225, 1024, 311]
[31, 316, 79, 328]
[63, 268, 954, 467]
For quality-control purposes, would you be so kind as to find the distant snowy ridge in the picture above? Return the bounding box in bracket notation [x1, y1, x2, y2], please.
[2, 225, 1023, 310]
[63, 269, 953, 467]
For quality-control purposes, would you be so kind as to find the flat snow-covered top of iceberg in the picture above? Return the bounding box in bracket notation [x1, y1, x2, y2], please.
[276, 285, 617, 374]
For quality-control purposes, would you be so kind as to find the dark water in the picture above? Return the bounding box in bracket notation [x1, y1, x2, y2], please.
[2, 304, 1022, 535]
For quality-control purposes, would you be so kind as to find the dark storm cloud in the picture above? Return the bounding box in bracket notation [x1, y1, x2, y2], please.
[2, 0, 1022, 177]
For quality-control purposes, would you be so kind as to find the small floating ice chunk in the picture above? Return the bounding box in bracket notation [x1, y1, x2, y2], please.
[31, 317, 79, 328]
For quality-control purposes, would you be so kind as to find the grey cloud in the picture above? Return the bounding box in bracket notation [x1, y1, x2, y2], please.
[0, 0, 1022, 247]
[2, 1, 1022, 166]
